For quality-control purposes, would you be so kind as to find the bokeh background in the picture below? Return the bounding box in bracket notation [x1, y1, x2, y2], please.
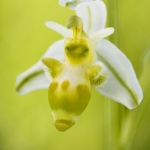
[0, 0, 150, 150]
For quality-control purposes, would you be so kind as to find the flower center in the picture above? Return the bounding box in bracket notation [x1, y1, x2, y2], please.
[64, 15, 94, 65]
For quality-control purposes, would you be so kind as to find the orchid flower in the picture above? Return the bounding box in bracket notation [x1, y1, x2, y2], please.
[15, 1, 143, 131]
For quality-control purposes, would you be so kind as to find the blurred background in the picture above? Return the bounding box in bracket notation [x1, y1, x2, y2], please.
[0, 0, 150, 150]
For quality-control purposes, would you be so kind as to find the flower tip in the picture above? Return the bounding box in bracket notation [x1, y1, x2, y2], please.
[44, 21, 51, 28]
[107, 27, 115, 35]
[59, 0, 65, 7]
[126, 90, 143, 110]
[15, 75, 26, 95]
[52, 110, 79, 132]
[110, 27, 115, 34]
[15, 75, 33, 95]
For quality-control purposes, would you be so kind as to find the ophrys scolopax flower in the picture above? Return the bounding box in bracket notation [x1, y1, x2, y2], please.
[16, 1, 143, 131]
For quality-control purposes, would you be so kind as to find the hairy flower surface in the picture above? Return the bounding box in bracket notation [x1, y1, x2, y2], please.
[16, 1, 143, 131]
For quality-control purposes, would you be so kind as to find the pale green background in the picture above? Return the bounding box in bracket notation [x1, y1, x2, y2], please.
[0, 0, 150, 150]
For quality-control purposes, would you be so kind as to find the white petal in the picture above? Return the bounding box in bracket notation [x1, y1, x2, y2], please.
[45, 21, 71, 37]
[59, 0, 98, 10]
[76, 1, 106, 35]
[16, 62, 49, 94]
[95, 39, 143, 109]
[16, 39, 65, 94]
[90, 27, 114, 44]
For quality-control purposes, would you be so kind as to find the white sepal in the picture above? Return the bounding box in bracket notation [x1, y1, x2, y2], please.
[16, 39, 65, 94]
[95, 39, 143, 109]
[15, 62, 49, 94]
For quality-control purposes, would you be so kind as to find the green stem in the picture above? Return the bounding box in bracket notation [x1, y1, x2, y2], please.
[104, 98, 112, 150]
[122, 88, 150, 150]
[106, 0, 127, 149]
[107, 0, 120, 47]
